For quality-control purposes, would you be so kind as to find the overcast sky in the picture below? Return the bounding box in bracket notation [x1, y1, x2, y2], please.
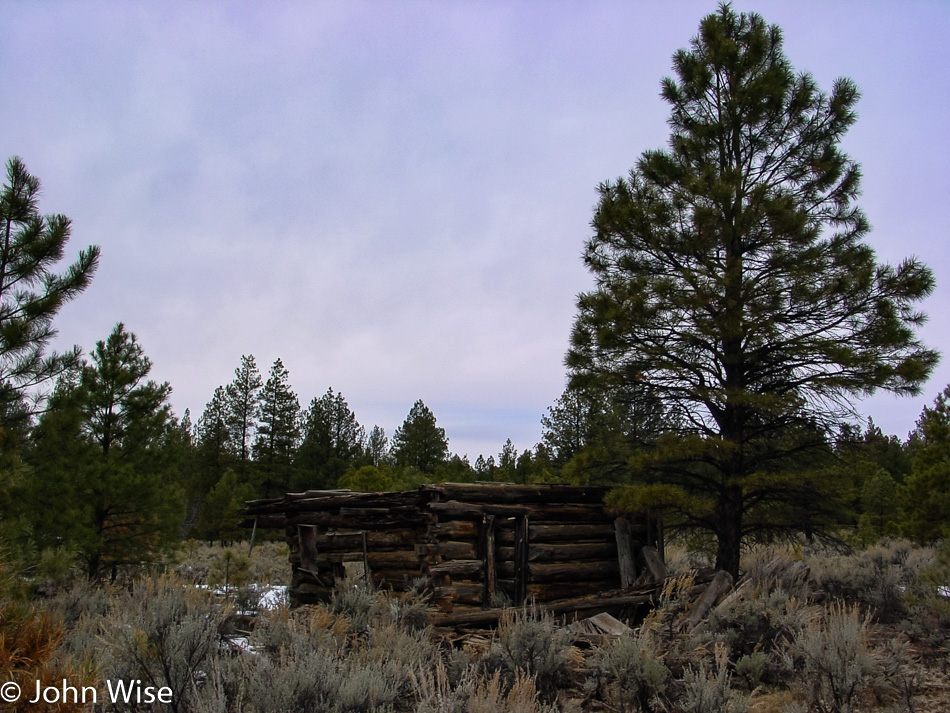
[1, 1, 948, 460]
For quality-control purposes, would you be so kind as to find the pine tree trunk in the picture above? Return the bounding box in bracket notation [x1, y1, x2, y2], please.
[715, 483, 743, 579]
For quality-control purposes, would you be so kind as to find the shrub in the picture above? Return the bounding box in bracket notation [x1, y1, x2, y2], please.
[207, 549, 252, 592]
[480, 606, 573, 701]
[586, 624, 669, 711]
[733, 650, 767, 690]
[705, 587, 806, 670]
[679, 644, 749, 713]
[808, 540, 910, 622]
[97, 575, 228, 713]
[196, 579, 438, 713]
[780, 602, 877, 713]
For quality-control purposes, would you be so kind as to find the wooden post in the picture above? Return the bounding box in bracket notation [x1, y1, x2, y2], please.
[247, 516, 258, 557]
[483, 514, 497, 608]
[514, 515, 529, 604]
[614, 517, 637, 587]
[298, 524, 319, 575]
[361, 531, 372, 588]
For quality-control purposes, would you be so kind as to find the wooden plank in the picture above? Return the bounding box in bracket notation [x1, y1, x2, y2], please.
[298, 525, 319, 574]
[483, 514, 497, 608]
[641, 546, 668, 581]
[514, 515, 529, 604]
[615, 517, 637, 588]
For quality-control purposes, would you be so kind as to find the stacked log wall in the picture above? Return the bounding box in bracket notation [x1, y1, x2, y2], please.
[419, 484, 655, 614]
[244, 483, 661, 611]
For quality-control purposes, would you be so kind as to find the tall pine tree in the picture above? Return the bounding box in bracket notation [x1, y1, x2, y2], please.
[225, 355, 262, 462]
[254, 358, 300, 496]
[295, 387, 365, 489]
[566, 5, 937, 576]
[0, 157, 99, 429]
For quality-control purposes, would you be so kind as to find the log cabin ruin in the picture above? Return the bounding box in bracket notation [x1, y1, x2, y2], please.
[243, 483, 664, 623]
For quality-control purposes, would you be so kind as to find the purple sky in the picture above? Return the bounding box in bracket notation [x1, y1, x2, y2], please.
[1, 1, 948, 460]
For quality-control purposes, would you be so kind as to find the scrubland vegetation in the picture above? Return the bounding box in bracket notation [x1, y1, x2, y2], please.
[3, 538, 950, 712]
[4, 3, 950, 710]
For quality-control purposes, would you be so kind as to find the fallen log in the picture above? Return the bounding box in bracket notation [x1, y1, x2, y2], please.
[685, 570, 734, 630]
[430, 587, 658, 627]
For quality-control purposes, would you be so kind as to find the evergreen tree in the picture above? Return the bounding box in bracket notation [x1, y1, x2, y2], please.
[197, 469, 255, 545]
[497, 438, 518, 481]
[191, 385, 238, 528]
[540, 387, 603, 466]
[900, 386, 950, 543]
[390, 400, 448, 473]
[28, 324, 183, 578]
[225, 355, 262, 462]
[366, 425, 389, 467]
[254, 358, 300, 496]
[0, 157, 99, 428]
[514, 449, 534, 484]
[295, 388, 365, 490]
[566, 5, 937, 576]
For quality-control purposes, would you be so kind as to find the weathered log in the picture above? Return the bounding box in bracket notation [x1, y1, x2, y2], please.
[528, 523, 626, 542]
[525, 579, 619, 601]
[430, 521, 479, 539]
[414, 541, 477, 559]
[299, 525, 319, 573]
[497, 560, 620, 583]
[430, 589, 657, 627]
[315, 529, 421, 549]
[514, 516, 529, 603]
[615, 518, 637, 587]
[309, 550, 421, 569]
[433, 582, 483, 606]
[422, 483, 610, 505]
[288, 512, 430, 528]
[285, 491, 423, 511]
[428, 500, 612, 523]
[686, 570, 734, 630]
[641, 546, 668, 581]
[483, 514, 498, 606]
[496, 542, 618, 562]
[427, 559, 485, 577]
[371, 569, 423, 589]
[339, 506, 423, 519]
